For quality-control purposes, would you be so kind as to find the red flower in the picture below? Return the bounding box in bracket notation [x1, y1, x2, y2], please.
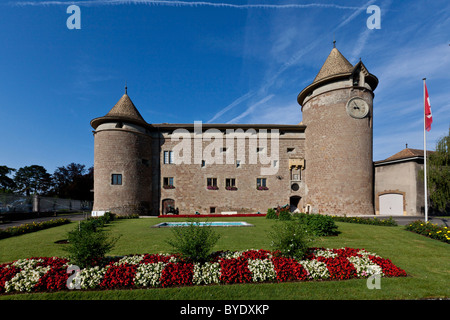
[219, 257, 252, 284]
[272, 256, 309, 282]
[0, 264, 20, 293]
[160, 262, 193, 288]
[100, 263, 138, 289]
[369, 256, 407, 277]
[317, 256, 357, 280]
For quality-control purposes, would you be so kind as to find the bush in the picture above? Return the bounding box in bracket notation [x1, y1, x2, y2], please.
[268, 219, 315, 260]
[63, 221, 119, 268]
[266, 208, 278, 219]
[332, 215, 398, 226]
[294, 213, 339, 236]
[278, 209, 292, 221]
[166, 220, 221, 263]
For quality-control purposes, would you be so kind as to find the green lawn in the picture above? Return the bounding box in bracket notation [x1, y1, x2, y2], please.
[0, 216, 449, 300]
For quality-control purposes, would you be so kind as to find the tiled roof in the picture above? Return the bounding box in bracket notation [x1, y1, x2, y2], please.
[375, 148, 434, 165]
[90, 93, 148, 129]
[105, 93, 145, 122]
[313, 47, 354, 83]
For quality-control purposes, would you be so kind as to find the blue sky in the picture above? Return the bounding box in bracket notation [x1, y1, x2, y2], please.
[1, 0, 449, 174]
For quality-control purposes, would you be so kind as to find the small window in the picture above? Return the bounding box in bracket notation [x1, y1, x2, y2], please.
[257, 178, 267, 188]
[210, 207, 216, 214]
[273, 160, 278, 168]
[163, 177, 174, 187]
[220, 147, 227, 153]
[236, 160, 241, 168]
[207, 178, 217, 187]
[201, 160, 206, 168]
[115, 122, 123, 128]
[164, 151, 174, 164]
[256, 147, 264, 153]
[287, 148, 295, 153]
[111, 174, 122, 185]
[226, 178, 236, 188]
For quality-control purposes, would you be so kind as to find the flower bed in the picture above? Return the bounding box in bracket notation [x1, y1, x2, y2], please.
[0, 218, 71, 240]
[405, 220, 450, 243]
[0, 248, 406, 294]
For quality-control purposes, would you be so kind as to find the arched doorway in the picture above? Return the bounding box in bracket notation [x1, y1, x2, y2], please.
[289, 196, 301, 212]
[162, 198, 175, 215]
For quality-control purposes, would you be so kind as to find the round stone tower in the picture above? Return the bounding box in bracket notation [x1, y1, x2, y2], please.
[298, 46, 378, 215]
[90, 88, 152, 216]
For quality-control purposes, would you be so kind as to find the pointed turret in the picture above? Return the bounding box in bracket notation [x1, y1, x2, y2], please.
[91, 88, 148, 129]
[298, 46, 378, 106]
[313, 47, 354, 83]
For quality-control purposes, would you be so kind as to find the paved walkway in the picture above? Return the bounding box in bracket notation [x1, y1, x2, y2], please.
[0, 213, 90, 229]
[355, 215, 449, 226]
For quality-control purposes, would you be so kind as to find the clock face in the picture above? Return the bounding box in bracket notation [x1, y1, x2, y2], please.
[346, 97, 369, 119]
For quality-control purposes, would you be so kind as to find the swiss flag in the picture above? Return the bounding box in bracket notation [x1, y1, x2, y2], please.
[424, 83, 432, 132]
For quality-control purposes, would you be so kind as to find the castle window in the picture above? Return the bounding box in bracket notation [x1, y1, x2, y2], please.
[163, 177, 174, 188]
[220, 147, 227, 153]
[111, 174, 122, 185]
[115, 122, 123, 128]
[273, 160, 278, 168]
[225, 178, 236, 188]
[210, 207, 216, 214]
[256, 147, 264, 153]
[236, 160, 241, 168]
[207, 178, 218, 189]
[201, 160, 206, 168]
[287, 148, 295, 153]
[164, 151, 174, 164]
[256, 178, 267, 188]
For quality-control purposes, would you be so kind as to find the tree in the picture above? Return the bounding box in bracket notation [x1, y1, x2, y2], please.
[51, 163, 93, 200]
[13, 165, 52, 196]
[425, 127, 450, 213]
[0, 166, 16, 193]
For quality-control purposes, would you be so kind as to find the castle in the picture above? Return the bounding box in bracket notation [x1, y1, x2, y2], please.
[90, 46, 387, 217]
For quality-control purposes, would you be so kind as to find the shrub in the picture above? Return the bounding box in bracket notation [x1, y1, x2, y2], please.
[294, 213, 339, 236]
[268, 220, 315, 260]
[63, 222, 119, 268]
[166, 220, 221, 263]
[266, 208, 278, 219]
[332, 215, 398, 226]
[278, 209, 292, 221]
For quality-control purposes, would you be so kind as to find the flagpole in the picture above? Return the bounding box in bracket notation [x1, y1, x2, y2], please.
[423, 78, 428, 222]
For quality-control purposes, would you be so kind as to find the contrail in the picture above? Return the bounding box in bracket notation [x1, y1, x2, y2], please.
[12, 0, 360, 10]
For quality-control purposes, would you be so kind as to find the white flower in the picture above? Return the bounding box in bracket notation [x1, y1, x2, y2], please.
[5, 265, 49, 293]
[193, 262, 220, 285]
[135, 262, 167, 287]
[247, 259, 277, 282]
[347, 256, 384, 278]
[115, 255, 144, 265]
[299, 260, 330, 280]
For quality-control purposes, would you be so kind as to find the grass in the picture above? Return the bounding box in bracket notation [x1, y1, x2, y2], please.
[0, 216, 449, 300]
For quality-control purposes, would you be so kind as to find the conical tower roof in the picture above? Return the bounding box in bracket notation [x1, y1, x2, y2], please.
[297, 45, 377, 106]
[91, 88, 148, 129]
[105, 93, 145, 121]
[313, 47, 354, 83]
